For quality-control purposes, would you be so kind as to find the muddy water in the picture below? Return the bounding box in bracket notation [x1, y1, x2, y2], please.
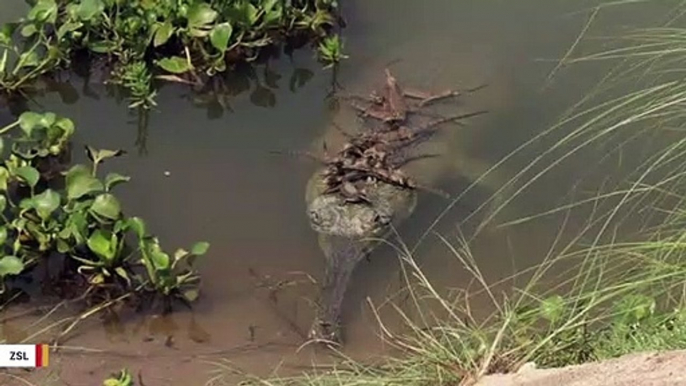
[0, 1, 679, 385]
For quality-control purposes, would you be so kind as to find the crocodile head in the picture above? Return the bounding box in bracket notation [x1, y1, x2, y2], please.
[307, 194, 394, 238]
[305, 171, 418, 344]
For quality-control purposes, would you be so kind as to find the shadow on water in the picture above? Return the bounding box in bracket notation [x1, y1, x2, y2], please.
[0, 0, 682, 385]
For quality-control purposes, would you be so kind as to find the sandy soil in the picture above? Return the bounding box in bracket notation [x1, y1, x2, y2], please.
[476, 350, 686, 386]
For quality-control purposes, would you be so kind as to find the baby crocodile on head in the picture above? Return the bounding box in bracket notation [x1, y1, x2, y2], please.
[302, 69, 486, 345]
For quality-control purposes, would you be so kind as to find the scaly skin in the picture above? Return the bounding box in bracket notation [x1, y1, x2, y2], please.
[305, 168, 417, 343]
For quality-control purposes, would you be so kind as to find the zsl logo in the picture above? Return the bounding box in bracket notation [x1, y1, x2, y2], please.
[9, 351, 28, 361]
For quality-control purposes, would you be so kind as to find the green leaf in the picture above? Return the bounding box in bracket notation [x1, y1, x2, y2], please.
[56, 238, 71, 253]
[150, 248, 170, 270]
[210, 22, 233, 52]
[65, 165, 103, 199]
[153, 21, 174, 47]
[0, 196, 6, 212]
[191, 241, 209, 256]
[89, 272, 105, 284]
[114, 266, 131, 285]
[0, 49, 7, 75]
[32, 189, 60, 221]
[75, 0, 104, 21]
[87, 229, 116, 262]
[0, 256, 24, 277]
[143, 239, 170, 271]
[0, 167, 9, 191]
[88, 40, 116, 53]
[15, 166, 40, 188]
[27, 0, 58, 24]
[174, 248, 188, 260]
[187, 2, 218, 28]
[18, 112, 41, 136]
[39, 112, 56, 128]
[127, 217, 146, 239]
[0, 23, 18, 45]
[104, 173, 130, 191]
[85, 146, 124, 164]
[155, 56, 192, 74]
[89, 193, 121, 221]
[56, 21, 82, 40]
[0, 227, 7, 245]
[20, 24, 37, 38]
[54, 117, 75, 137]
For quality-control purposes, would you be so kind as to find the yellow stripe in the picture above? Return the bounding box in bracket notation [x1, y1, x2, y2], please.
[42, 344, 49, 367]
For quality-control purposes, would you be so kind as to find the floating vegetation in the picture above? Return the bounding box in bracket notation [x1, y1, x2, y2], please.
[0, 0, 343, 108]
[0, 110, 209, 322]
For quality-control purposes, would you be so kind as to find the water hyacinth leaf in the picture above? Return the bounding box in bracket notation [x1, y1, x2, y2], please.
[187, 2, 218, 28]
[18, 111, 42, 136]
[539, 295, 566, 323]
[15, 166, 40, 188]
[20, 24, 37, 38]
[0, 256, 24, 277]
[104, 173, 130, 191]
[191, 241, 209, 256]
[145, 240, 170, 270]
[174, 248, 188, 260]
[0, 23, 17, 45]
[18, 50, 40, 68]
[56, 238, 70, 253]
[0, 227, 7, 245]
[39, 112, 56, 128]
[228, 2, 259, 27]
[127, 217, 146, 239]
[89, 273, 105, 284]
[114, 266, 131, 285]
[153, 21, 174, 47]
[54, 117, 75, 137]
[90, 193, 121, 220]
[0, 196, 6, 212]
[87, 229, 116, 262]
[28, 0, 58, 24]
[60, 211, 88, 244]
[65, 165, 103, 199]
[210, 22, 233, 52]
[0, 49, 7, 75]
[88, 40, 116, 53]
[0, 167, 8, 191]
[85, 146, 124, 164]
[76, 0, 105, 21]
[32, 189, 60, 221]
[156, 56, 192, 74]
[56, 21, 83, 40]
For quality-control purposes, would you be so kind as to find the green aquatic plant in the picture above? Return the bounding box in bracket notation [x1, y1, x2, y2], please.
[103, 369, 134, 386]
[317, 34, 347, 68]
[110, 61, 157, 109]
[0, 111, 209, 307]
[0, 0, 343, 106]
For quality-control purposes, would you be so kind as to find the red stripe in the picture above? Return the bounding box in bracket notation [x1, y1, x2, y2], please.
[35, 344, 43, 367]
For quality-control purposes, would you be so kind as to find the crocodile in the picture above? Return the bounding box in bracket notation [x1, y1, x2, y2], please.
[303, 70, 486, 344]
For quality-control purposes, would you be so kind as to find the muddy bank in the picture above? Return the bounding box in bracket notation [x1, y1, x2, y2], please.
[476, 350, 686, 386]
